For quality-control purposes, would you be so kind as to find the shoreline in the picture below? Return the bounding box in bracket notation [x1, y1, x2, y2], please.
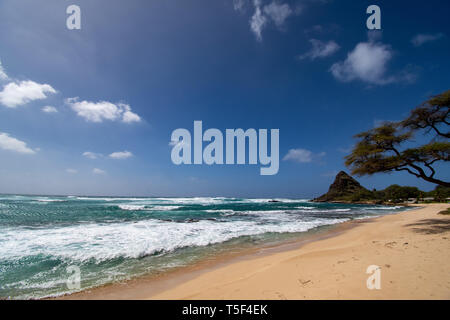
[58, 203, 450, 300]
[56, 212, 361, 300]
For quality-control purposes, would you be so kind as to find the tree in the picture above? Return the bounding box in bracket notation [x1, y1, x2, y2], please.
[383, 184, 420, 201]
[345, 90, 450, 187]
[402, 90, 449, 138]
[431, 185, 450, 202]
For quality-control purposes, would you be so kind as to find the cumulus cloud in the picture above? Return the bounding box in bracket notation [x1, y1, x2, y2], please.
[298, 39, 340, 60]
[0, 80, 56, 108]
[263, 1, 292, 27]
[0, 132, 36, 154]
[0, 60, 8, 81]
[66, 98, 142, 123]
[42, 105, 58, 113]
[82, 151, 102, 159]
[411, 33, 444, 47]
[283, 148, 325, 163]
[250, 0, 268, 41]
[122, 106, 142, 123]
[109, 151, 133, 159]
[66, 168, 78, 174]
[249, 0, 293, 41]
[330, 41, 395, 85]
[93, 168, 106, 175]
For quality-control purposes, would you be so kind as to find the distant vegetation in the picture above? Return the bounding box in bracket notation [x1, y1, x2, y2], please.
[348, 184, 450, 203]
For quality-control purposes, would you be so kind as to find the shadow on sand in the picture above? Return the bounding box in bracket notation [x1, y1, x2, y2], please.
[406, 218, 450, 235]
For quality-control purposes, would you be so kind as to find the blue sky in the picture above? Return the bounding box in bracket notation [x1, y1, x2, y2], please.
[0, 0, 449, 197]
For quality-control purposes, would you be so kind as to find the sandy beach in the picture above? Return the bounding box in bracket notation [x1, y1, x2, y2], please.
[61, 203, 450, 300]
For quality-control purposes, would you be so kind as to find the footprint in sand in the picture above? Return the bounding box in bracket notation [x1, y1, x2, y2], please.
[275, 291, 287, 300]
[385, 241, 397, 248]
[298, 279, 312, 287]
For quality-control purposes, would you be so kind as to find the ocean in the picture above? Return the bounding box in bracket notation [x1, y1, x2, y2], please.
[0, 195, 407, 299]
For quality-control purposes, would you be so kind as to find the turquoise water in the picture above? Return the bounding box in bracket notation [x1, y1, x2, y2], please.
[0, 195, 408, 299]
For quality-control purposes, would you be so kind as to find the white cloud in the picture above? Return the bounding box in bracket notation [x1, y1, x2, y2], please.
[66, 168, 78, 174]
[283, 148, 325, 163]
[0, 132, 36, 154]
[249, 0, 293, 41]
[263, 1, 292, 27]
[233, 0, 247, 12]
[298, 39, 340, 60]
[109, 151, 133, 159]
[0, 60, 8, 81]
[330, 41, 395, 85]
[93, 168, 106, 175]
[0, 80, 56, 108]
[83, 151, 102, 159]
[66, 98, 141, 123]
[42, 105, 58, 113]
[122, 105, 142, 123]
[411, 33, 444, 47]
[250, 0, 268, 41]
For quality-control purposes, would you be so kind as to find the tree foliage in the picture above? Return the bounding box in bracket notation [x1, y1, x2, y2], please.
[429, 185, 450, 201]
[381, 184, 420, 201]
[342, 184, 448, 203]
[402, 89, 450, 138]
[345, 90, 450, 187]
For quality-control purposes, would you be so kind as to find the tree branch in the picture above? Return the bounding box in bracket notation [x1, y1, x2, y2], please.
[430, 124, 450, 138]
[394, 167, 421, 178]
[423, 162, 436, 178]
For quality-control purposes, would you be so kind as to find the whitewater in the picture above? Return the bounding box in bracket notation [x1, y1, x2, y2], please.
[0, 194, 407, 299]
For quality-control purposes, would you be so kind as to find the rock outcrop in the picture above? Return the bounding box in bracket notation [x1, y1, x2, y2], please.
[314, 171, 369, 202]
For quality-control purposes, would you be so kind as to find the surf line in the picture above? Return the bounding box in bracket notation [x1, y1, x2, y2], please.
[170, 121, 279, 175]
